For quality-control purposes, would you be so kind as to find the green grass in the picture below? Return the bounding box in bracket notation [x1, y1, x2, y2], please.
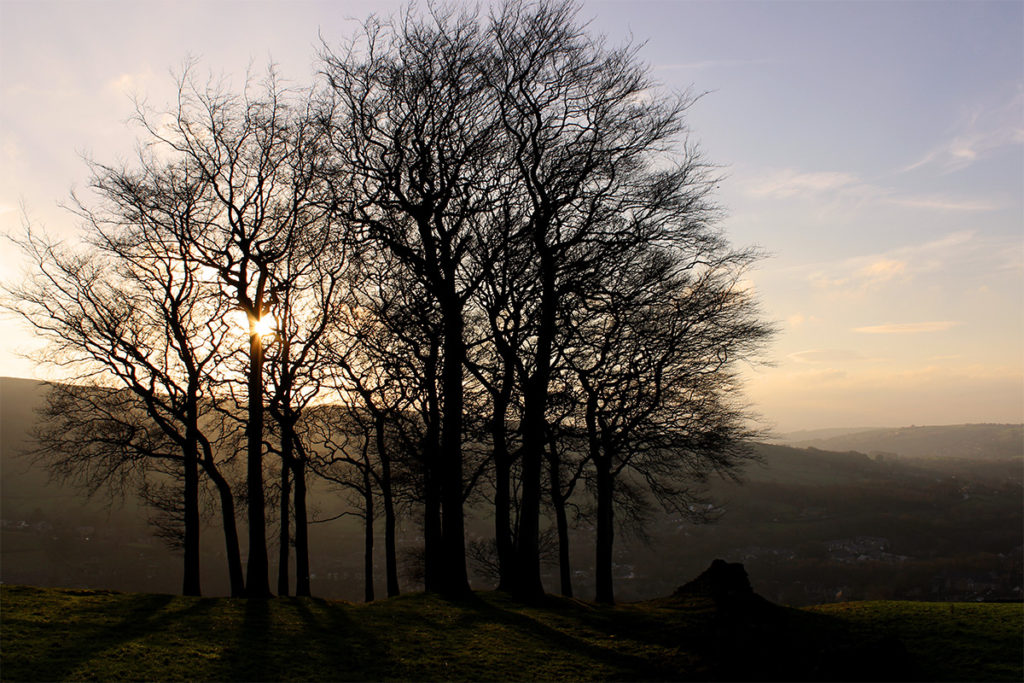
[1, 585, 1020, 681]
[808, 600, 1024, 682]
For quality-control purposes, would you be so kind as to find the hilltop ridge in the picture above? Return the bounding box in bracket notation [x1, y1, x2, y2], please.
[779, 423, 1023, 461]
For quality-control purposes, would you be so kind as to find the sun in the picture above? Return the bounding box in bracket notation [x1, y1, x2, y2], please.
[252, 315, 276, 338]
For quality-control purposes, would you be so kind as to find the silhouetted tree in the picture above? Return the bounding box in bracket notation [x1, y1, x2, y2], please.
[479, 0, 719, 599]
[5, 187, 246, 596]
[307, 407, 380, 602]
[263, 176, 346, 597]
[129, 66, 337, 597]
[569, 243, 772, 603]
[321, 248, 452, 598]
[321, 6, 504, 597]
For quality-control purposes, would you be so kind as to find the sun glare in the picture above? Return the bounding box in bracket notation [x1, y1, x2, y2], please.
[252, 315, 276, 338]
[232, 310, 276, 338]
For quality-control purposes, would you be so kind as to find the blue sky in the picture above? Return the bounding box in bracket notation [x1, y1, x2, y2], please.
[1, 0, 1021, 430]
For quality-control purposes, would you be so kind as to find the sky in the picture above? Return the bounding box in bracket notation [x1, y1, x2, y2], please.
[1, 0, 1021, 432]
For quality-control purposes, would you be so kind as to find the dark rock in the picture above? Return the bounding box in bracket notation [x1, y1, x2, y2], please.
[674, 559, 757, 605]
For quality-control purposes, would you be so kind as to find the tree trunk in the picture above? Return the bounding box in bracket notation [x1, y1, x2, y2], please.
[293, 457, 311, 597]
[375, 416, 399, 597]
[202, 455, 244, 597]
[594, 455, 615, 605]
[277, 449, 291, 597]
[439, 300, 470, 598]
[182, 432, 201, 596]
[423, 472, 442, 592]
[363, 465, 375, 603]
[514, 259, 556, 601]
[549, 454, 572, 598]
[422, 338, 442, 594]
[494, 438, 513, 592]
[246, 328, 272, 598]
[492, 358, 515, 593]
[181, 392, 202, 596]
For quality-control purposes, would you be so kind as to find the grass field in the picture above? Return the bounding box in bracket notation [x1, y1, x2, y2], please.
[1, 585, 1020, 681]
[808, 600, 1023, 682]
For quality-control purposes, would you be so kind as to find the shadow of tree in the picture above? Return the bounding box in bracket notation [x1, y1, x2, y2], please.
[4, 588, 216, 680]
[213, 597, 391, 681]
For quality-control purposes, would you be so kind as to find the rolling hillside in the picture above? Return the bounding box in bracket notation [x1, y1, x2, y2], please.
[2, 377, 1021, 604]
[783, 424, 1023, 461]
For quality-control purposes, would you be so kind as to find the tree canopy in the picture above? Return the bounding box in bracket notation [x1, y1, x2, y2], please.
[3, 0, 773, 604]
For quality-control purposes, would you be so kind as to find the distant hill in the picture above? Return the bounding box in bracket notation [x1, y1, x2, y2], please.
[740, 442, 882, 485]
[783, 424, 1023, 461]
[1, 376, 76, 518]
[0, 376, 140, 520]
[773, 426, 882, 443]
[2, 376, 1022, 605]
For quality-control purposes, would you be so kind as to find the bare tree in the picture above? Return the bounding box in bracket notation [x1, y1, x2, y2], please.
[478, 0, 716, 600]
[321, 248, 447, 598]
[321, 6, 505, 596]
[130, 66, 337, 597]
[4, 170, 246, 596]
[262, 155, 346, 597]
[569, 243, 773, 603]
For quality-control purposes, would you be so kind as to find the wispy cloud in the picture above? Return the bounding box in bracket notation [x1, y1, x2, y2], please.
[902, 88, 1024, 173]
[786, 313, 820, 328]
[857, 258, 907, 282]
[801, 229, 1024, 300]
[889, 195, 1002, 212]
[654, 58, 773, 71]
[809, 256, 910, 293]
[106, 68, 156, 97]
[743, 167, 1000, 212]
[789, 349, 863, 364]
[746, 170, 860, 199]
[853, 321, 961, 334]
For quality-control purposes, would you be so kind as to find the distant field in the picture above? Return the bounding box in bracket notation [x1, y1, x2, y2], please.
[2, 585, 1020, 681]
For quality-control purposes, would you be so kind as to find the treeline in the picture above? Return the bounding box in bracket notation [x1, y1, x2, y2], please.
[3, 1, 770, 604]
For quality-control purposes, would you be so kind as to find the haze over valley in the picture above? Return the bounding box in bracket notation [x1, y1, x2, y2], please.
[3, 377, 1019, 606]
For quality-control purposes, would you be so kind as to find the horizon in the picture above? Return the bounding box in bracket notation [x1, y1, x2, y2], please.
[2, 0, 1022, 432]
[2, 374, 1020, 438]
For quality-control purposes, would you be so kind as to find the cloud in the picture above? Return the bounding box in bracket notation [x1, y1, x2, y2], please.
[809, 257, 909, 293]
[789, 349, 863, 364]
[853, 321, 961, 335]
[902, 89, 1024, 173]
[654, 58, 773, 71]
[889, 196, 1001, 212]
[743, 167, 1001, 213]
[858, 258, 907, 282]
[805, 231, 976, 296]
[786, 313, 808, 328]
[746, 170, 860, 199]
[105, 68, 156, 97]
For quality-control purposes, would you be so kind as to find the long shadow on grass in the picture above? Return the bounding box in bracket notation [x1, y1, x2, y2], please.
[2, 588, 218, 681]
[448, 595, 679, 681]
[214, 597, 390, 681]
[293, 598, 392, 680]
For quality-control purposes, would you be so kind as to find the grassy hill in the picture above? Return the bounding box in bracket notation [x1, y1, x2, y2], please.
[2, 584, 1021, 681]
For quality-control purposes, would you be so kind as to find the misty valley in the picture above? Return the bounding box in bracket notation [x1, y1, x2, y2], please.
[3, 377, 1020, 606]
